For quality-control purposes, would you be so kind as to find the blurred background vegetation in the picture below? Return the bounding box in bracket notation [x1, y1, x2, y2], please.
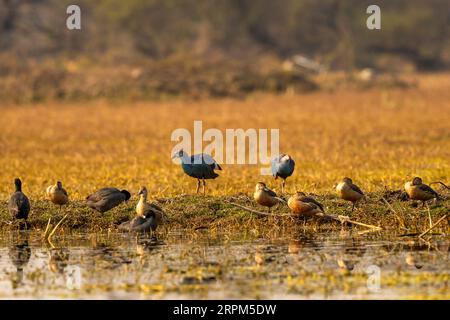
[0, 0, 449, 103]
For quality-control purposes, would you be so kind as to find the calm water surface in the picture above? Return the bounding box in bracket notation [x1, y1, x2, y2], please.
[0, 230, 448, 299]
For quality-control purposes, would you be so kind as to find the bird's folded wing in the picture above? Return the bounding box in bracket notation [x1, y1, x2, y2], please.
[264, 187, 277, 197]
[304, 202, 318, 211]
[193, 154, 220, 168]
[10, 193, 24, 208]
[271, 157, 280, 175]
[273, 155, 284, 164]
[87, 188, 121, 202]
[8, 198, 19, 212]
[86, 192, 102, 202]
[302, 197, 324, 211]
[200, 154, 217, 165]
[418, 184, 438, 196]
[149, 203, 163, 212]
[142, 203, 164, 218]
[127, 216, 156, 232]
[350, 184, 364, 195]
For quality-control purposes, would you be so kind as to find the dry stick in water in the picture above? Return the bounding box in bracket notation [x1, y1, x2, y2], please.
[358, 228, 383, 235]
[325, 214, 382, 230]
[427, 205, 433, 229]
[46, 214, 69, 242]
[226, 200, 382, 230]
[42, 217, 52, 239]
[419, 214, 448, 238]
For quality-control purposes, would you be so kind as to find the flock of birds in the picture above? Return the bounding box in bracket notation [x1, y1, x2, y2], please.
[6, 149, 446, 238]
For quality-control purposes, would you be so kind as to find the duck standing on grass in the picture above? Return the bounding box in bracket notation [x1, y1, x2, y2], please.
[44, 181, 69, 240]
[172, 149, 222, 194]
[8, 178, 31, 226]
[271, 154, 295, 193]
[336, 177, 365, 212]
[288, 192, 324, 217]
[86, 188, 131, 213]
[119, 187, 164, 238]
[46, 181, 69, 211]
[253, 182, 284, 213]
[404, 177, 439, 206]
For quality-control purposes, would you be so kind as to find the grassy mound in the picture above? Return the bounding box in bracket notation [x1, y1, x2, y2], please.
[1, 193, 448, 237]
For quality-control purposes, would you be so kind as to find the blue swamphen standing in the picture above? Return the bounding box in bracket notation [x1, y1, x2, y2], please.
[271, 154, 295, 193]
[8, 178, 31, 224]
[172, 149, 222, 194]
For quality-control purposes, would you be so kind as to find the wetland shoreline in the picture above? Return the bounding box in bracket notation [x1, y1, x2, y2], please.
[1, 193, 448, 236]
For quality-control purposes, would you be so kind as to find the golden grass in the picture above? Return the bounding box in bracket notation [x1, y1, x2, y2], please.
[1, 73, 449, 202]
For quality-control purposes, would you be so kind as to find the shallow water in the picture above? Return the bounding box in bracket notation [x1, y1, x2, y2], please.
[0, 230, 448, 299]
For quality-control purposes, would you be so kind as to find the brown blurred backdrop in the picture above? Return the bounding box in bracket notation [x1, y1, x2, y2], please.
[0, 0, 449, 103]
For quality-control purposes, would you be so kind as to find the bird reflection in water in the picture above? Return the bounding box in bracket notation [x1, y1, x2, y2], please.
[48, 247, 70, 274]
[8, 233, 31, 288]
